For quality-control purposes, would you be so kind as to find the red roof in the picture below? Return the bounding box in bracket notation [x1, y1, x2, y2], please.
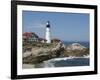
[23, 32, 32, 36]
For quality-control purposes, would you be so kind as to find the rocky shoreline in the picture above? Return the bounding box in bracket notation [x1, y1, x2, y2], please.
[23, 42, 89, 64]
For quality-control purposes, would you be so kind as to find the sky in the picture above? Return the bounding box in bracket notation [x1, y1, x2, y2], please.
[22, 11, 89, 42]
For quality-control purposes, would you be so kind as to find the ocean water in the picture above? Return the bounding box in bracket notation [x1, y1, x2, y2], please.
[34, 57, 90, 68]
[62, 41, 89, 48]
[53, 58, 89, 67]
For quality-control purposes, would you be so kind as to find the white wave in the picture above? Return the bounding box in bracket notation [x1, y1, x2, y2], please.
[42, 57, 75, 67]
[45, 55, 90, 62]
[40, 55, 90, 68]
[43, 60, 55, 67]
[83, 55, 90, 58]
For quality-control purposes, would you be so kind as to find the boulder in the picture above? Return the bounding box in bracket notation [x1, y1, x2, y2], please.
[66, 43, 86, 50]
[63, 43, 89, 57]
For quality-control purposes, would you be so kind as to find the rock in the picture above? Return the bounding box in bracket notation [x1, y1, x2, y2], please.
[66, 43, 86, 50]
[63, 43, 89, 57]
[23, 42, 89, 64]
[23, 51, 32, 58]
[23, 42, 65, 64]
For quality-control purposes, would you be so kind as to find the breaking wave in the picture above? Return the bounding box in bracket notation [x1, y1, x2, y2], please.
[35, 56, 90, 68]
[46, 55, 89, 62]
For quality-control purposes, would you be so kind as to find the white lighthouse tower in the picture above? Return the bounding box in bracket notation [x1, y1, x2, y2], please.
[45, 21, 51, 43]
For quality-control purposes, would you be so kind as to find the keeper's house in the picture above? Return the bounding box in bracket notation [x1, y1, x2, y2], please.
[23, 32, 39, 42]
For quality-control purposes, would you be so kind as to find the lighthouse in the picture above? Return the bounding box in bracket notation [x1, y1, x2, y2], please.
[45, 21, 51, 43]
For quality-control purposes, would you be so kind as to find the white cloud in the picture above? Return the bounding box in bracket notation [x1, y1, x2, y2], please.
[27, 22, 46, 29]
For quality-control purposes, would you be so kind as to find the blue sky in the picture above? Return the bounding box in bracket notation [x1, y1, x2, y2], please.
[22, 11, 89, 41]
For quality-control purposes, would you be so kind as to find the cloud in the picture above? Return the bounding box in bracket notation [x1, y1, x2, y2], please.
[27, 22, 46, 29]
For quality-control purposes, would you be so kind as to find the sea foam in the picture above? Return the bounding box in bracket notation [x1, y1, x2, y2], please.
[42, 55, 90, 68]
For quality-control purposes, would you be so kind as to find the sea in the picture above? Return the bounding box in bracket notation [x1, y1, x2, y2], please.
[34, 56, 89, 68]
[33, 41, 90, 68]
